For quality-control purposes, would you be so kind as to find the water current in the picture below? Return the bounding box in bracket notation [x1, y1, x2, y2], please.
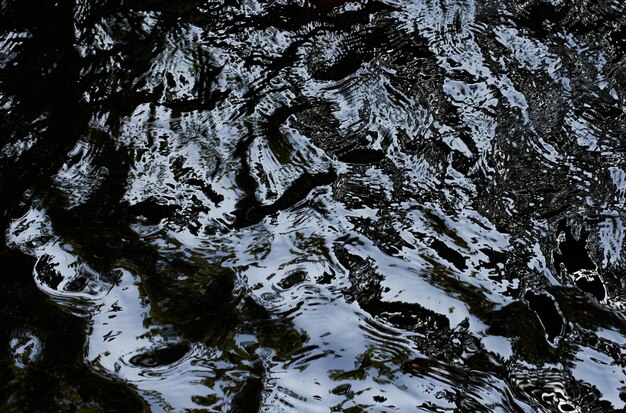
[2, 0, 626, 411]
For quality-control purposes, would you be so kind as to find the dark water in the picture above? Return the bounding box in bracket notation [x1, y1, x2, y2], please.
[1, 0, 626, 411]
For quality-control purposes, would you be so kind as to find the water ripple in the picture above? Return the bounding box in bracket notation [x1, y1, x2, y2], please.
[2, 0, 626, 411]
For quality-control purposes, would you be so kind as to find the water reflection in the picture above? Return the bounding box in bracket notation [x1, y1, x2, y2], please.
[2, 0, 626, 411]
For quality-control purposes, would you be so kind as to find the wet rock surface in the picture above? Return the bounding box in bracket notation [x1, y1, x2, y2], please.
[2, 0, 626, 411]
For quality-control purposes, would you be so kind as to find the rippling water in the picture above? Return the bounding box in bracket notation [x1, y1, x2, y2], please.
[2, 0, 626, 411]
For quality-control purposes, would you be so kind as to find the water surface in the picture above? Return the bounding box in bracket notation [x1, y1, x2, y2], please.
[2, 0, 626, 411]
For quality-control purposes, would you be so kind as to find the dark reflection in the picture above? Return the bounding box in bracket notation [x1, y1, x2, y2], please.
[128, 343, 190, 368]
[2, 0, 626, 411]
[524, 291, 565, 344]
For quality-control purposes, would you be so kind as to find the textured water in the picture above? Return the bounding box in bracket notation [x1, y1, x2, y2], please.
[1, 0, 626, 411]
